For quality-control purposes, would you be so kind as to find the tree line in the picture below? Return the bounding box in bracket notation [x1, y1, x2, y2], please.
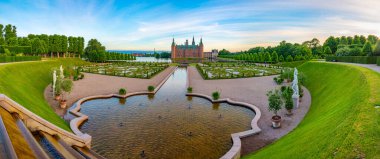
[84, 39, 136, 62]
[0, 24, 85, 57]
[219, 34, 380, 62]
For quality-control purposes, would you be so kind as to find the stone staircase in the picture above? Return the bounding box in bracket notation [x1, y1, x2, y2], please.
[0, 95, 105, 159]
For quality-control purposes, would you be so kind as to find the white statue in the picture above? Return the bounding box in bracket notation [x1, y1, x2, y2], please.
[53, 70, 56, 97]
[292, 68, 299, 96]
[292, 68, 300, 108]
[60, 65, 64, 79]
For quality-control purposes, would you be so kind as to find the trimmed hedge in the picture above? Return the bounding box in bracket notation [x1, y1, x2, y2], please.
[326, 56, 378, 64]
[0, 45, 32, 54]
[377, 57, 380, 66]
[0, 56, 41, 63]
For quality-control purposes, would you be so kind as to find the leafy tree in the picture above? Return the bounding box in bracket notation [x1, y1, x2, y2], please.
[263, 52, 272, 63]
[279, 55, 284, 62]
[374, 40, 380, 56]
[323, 36, 338, 53]
[367, 35, 378, 45]
[340, 36, 348, 45]
[219, 49, 230, 54]
[286, 55, 293, 62]
[349, 47, 362, 56]
[359, 35, 366, 45]
[4, 24, 17, 43]
[353, 35, 361, 45]
[7, 37, 18, 46]
[335, 46, 351, 56]
[271, 51, 279, 63]
[0, 24, 4, 45]
[323, 46, 332, 55]
[61, 35, 68, 56]
[347, 36, 353, 45]
[362, 42, 373, 56]
[85, 39, 105, 55]
[267, 90, 283, 116]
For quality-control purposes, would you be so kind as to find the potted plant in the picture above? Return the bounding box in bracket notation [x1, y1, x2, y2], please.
[267, 89, 283, 128]
[54, 79, 62, 101]
[282, 87, 294, 115]
[148, 85, 155, 92]
[119, 88, 127, 95]
[212, 91, 220, 100]
[60, 79, 73, 109]
[285, 95, 294, 115]
[187, 87, 193, 93]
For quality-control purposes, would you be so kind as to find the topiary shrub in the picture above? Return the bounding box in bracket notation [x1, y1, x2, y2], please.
[187, 87, 193, 93]
[273, 77, 284, 85]
[119, 88, 127, 95]
[148, 85, 155, 92]
[212, 91, 220, 100]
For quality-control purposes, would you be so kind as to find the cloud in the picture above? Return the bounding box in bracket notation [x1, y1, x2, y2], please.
[0, 0, 379, 51]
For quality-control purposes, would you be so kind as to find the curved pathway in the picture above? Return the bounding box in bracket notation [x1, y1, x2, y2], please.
[187, 66, 312, 156]
[328, 62, 380, 73]
[44, 66, 176, 117]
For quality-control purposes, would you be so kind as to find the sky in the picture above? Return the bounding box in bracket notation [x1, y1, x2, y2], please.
[0, 0, 379, 52]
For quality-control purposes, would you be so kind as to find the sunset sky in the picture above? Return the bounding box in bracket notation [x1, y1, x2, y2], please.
[1, 0, 379, 52]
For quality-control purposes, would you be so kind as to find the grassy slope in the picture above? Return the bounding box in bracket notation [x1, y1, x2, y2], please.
[244, 62, 380, 158]
[0, 58, 88, 131]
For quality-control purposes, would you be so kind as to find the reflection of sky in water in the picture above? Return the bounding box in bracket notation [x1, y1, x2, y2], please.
[79, 68, 254, 159]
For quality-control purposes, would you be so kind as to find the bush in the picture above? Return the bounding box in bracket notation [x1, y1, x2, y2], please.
[148, 85, 155, 92]
[326, 56, 377, 64]
[377, 57, 380, 66]
[267, 89, 283, 116]
[273, 77, 284, 85]
[119, 88, 127, 95]
[284, 97, 294, 110]
[187, 87, 193, 93]
[212, 91, 220, 100]
[0, 56, 41, 63]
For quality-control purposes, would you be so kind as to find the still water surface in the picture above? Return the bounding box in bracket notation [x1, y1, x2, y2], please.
[79, 68, 254, 159]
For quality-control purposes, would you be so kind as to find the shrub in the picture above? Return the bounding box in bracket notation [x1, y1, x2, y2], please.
[60, 79, 73, 100]
[119, 88, 127, 95]
[273, 77, 284, 85]
[326, 56, 377, 64]
[284, 97, 294, 110]
[148, 85, 155, 92]
[267, 89, 283, 116]
[0, 56, 41, 63]
[212, 91, 220, 100]
[187, 87, 193, 93]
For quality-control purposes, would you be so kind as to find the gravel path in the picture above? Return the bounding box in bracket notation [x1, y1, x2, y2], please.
[44, 66, 176, 116]
[187, 66, 312, 156]
[328, 62, 380, 73]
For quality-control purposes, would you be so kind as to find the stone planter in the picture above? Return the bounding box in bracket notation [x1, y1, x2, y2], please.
[54, 95, 61, 101]
[286, 109, 293, 116]
[60, 100, 67, 109]
[271, 115, 282, 128]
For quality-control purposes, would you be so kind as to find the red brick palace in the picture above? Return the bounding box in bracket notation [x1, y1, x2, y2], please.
[171, 37, 204, 58]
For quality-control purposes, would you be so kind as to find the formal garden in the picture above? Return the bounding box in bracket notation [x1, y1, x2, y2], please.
[196, 62, 283, 79]
[80, 62, 169, 79]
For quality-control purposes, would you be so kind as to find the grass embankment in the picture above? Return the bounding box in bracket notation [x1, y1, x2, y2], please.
[244, 62, 380, 158]
[0, 58, 89, 131]
[272, 60, 307, 68]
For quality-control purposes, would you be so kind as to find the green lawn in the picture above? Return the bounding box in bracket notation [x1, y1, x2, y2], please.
[0, 58, 89, 131]
[244, 62, 380, 158]
[272, 60, 307, 68]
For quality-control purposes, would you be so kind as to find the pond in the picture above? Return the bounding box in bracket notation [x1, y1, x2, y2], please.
[77, 68, 254, 159]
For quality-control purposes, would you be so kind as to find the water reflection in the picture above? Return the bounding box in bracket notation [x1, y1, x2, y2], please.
[79, 68, 254, 159]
